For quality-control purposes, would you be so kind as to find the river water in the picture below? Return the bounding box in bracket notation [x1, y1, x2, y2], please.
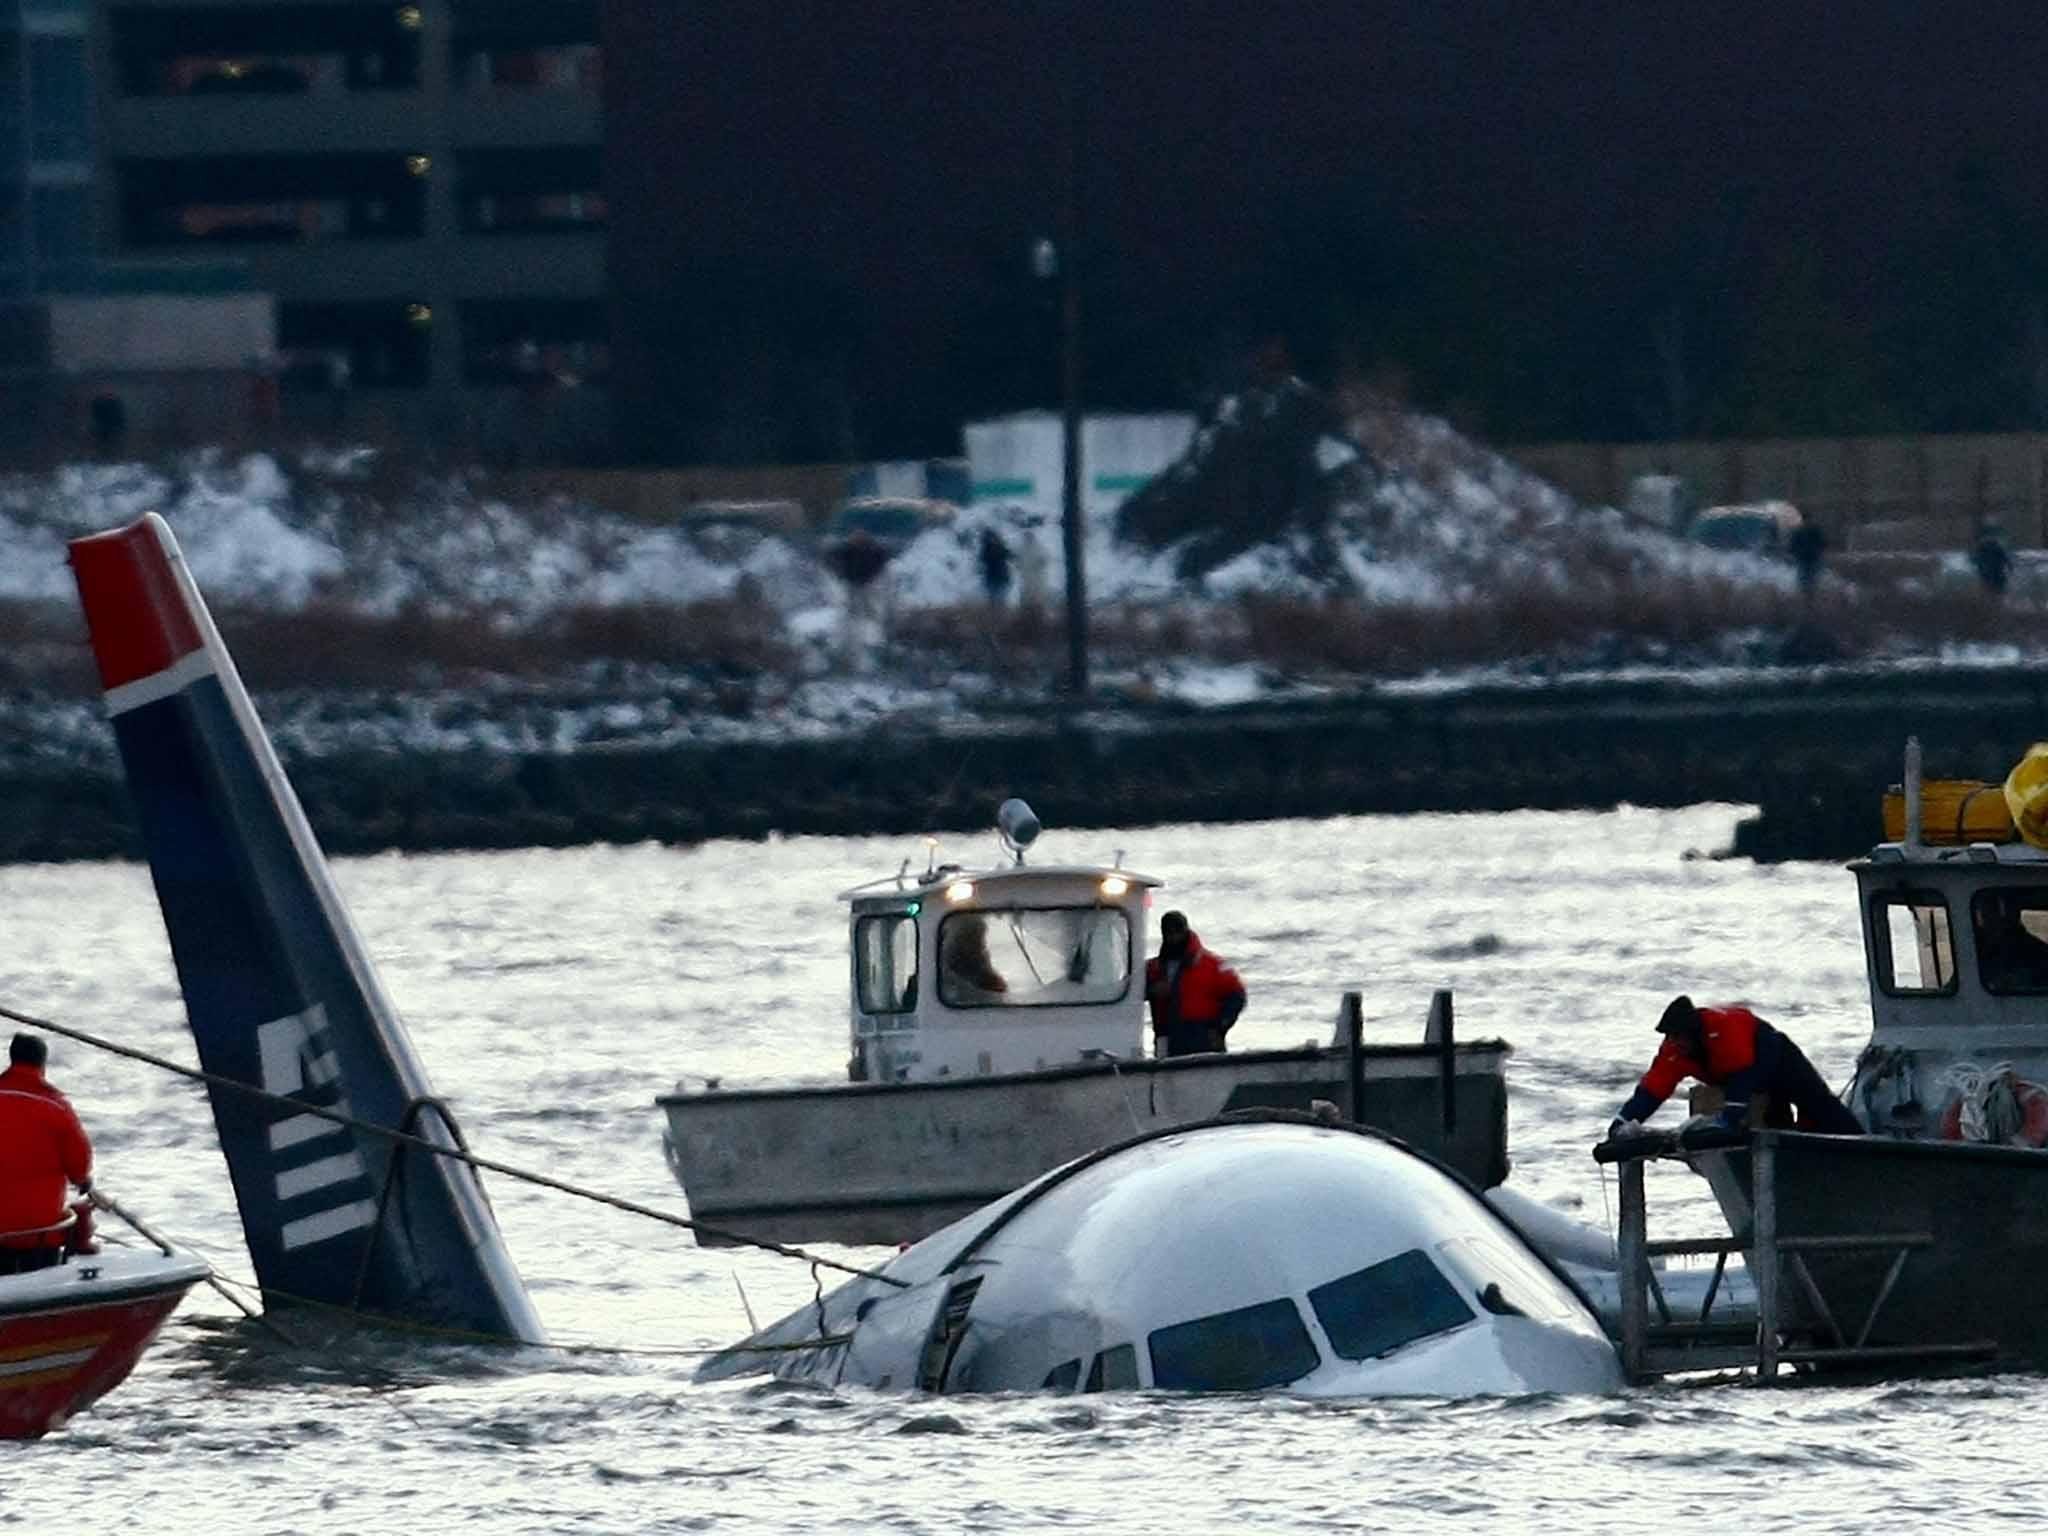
[0, 807, 2036, 1533]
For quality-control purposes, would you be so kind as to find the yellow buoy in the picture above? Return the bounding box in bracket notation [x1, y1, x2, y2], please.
[1883, 779, 2016, 844]
[2005, 745, 2048, 849]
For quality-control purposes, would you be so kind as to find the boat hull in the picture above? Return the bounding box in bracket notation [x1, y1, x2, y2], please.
[1705, 1131, 2048, 1368]
[660, 1042, 1509, 1246]
[0, 1251, 208, 1438]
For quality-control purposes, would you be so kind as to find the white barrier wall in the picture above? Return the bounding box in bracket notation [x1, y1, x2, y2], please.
[49, 294, 276, 373]
[965, 410, 1195, 517]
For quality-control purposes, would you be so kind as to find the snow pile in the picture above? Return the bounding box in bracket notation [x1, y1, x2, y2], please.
[0, 451, 829, 621]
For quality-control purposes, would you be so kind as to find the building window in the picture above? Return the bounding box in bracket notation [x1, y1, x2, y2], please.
[456, 42, 601, 93]
[28, 35, 89, 162]
[458, 147, 605, 236]
[279, 300, 432, 389]
[460, 299, 609, 386]
[118, 155, 428, 248]
[111, 7, 422, 96]
[30, 184, 89, 287]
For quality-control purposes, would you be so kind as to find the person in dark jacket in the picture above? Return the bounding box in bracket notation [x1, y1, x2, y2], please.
[1145, 910, 1247, 1057]
[1609, 995, 1861, 1138]
[0, 1034, 93, 1274]
[1974, 520, 2012, 597]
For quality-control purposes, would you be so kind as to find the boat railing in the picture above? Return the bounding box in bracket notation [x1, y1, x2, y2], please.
[1595, 1129, 1996, 1382]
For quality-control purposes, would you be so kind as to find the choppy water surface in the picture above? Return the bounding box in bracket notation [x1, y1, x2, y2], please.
[0, 808, 2035, 1533]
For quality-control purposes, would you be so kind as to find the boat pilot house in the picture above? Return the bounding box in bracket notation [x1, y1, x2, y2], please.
[660, 801, 1514, 1248]
[847, 861, 1151, 1084]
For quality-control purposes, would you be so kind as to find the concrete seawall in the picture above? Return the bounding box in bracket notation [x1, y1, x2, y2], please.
[11, 669, 2048, 865]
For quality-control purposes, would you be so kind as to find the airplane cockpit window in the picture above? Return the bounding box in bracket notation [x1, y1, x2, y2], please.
[855, 914, 918, 1013]
[1084, 1343, 1137, 1391]
[1148, 1297, 1320, 1391]
[1307, 1249, 1476, 1362]
[1972, 890, 2048, 995]
[1434, 1236, 1576, 1323]
[1041, 1359, 1081, 1392]
[938, 907, 1132, 1009]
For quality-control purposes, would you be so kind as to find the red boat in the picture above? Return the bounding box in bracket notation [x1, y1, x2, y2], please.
[0, 1243, 208, 1439]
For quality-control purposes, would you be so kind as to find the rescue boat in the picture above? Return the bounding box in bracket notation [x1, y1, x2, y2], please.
[1633, 739, 2048, 1373]
[659, 799, 1514, 1247]
[0, 1224, 207, 1438]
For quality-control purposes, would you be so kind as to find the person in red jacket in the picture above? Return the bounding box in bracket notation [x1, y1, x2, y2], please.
[1146, 910, 1247, 1057]
[1610, 996, 1861, 1138]
[0, 1034, 94, 1274]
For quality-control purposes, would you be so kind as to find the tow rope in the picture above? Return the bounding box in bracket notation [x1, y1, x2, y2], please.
[0, 999, 908, 1293]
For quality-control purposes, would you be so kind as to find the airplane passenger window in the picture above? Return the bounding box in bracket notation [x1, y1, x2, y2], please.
[855, 914, 919, 1013]
[1308, 1249, 1475, 1362]
[1041, 1359, 1081, 1392]
[1084, 1343, 1137, 1391]
[1972, 891, 2048, 995]
[1148, 1298, 1320, 1391]
[938, 907, 1131, 1009]
[1874, 893, 1955, 996]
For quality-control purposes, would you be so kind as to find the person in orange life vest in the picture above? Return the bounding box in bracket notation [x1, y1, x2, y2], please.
[0, 1034, 93, 1275]
[1146, 910, 1247, 1057]
[1610, 995, 1861, 1138]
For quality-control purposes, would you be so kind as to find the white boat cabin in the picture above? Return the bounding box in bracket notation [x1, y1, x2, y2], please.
[1851, 749, 2048, 1135]
[841, 804, 1161, 1083]
[1854, 838, 2048, 1130]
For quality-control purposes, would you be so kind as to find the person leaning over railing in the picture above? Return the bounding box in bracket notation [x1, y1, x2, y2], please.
[0, 1033, 92, 1275]
[1609, 996, 1862, 1141]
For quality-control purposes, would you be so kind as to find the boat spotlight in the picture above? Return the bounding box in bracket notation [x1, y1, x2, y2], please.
[946, 879, 976, 903]
[1100, 875, 1129, 898]
[997, 798, 1041, 863]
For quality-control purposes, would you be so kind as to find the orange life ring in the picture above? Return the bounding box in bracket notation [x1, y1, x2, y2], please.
[1940, 1078, 2048, 1146]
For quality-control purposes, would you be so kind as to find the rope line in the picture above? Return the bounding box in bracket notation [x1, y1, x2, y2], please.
[196, 1270, 850, 1359]
[0, 999, 908, 1290]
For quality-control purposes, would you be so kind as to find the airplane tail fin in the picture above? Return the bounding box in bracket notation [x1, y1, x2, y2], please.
[68, 513, 544, 1344]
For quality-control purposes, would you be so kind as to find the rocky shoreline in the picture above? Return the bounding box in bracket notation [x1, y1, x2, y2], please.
[9, 667, 2045, 866]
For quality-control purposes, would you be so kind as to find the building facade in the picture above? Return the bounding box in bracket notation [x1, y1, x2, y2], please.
[93, 0, 606, 447]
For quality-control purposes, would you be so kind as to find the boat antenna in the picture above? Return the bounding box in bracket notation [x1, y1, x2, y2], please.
[923, 836, 940, 878]
[895, 857, 911, 888]
[1904, 736, 1923, 849]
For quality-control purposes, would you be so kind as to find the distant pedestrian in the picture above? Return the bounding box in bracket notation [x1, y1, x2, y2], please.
[1973, 520, 2012, 597]
[977, 527, 1013, 604]
[1786, 512, 1826, 595]
[1017, 530, 1050, 609]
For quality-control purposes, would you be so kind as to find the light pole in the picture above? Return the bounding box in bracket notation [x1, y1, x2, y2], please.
[1056, 59, 1088, 698]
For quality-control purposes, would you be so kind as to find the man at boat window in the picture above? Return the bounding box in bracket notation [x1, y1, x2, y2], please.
[1146, 910, 1247, 1057]
[0, 1034, 93, 1275]
[1608, 996, 1860, 1139]
[940, 914, 1010, 1005]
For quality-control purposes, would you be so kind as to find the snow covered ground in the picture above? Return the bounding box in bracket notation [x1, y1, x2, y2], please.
[0, 398, 2033, 763]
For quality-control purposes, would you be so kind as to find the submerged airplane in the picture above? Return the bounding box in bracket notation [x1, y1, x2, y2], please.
[68, 514, 543, 1344]
[698, 1114, 1624, 1396]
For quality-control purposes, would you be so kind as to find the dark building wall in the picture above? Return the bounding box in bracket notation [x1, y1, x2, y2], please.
[607, 2, 2048, 465]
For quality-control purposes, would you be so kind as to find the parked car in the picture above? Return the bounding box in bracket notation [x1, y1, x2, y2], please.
[1688, 500, 1804, 555]
[824, 497, 956, 553]
[819, 497, 956, 587]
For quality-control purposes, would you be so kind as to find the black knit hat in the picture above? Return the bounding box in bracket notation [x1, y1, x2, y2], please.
[9, 1033, 46, 1067]
[1655, 995, 1699, 1035]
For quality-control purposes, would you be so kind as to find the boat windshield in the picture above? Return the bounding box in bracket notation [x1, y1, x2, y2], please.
[937, 907, 1131, 1009]
[1972, 890, 2048, 995]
